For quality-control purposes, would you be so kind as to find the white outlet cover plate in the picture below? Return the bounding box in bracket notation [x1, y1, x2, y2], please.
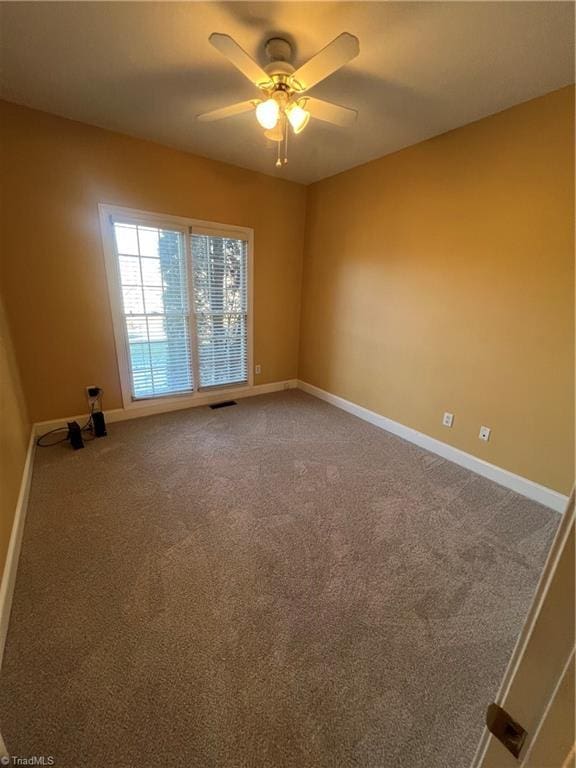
[479, 426, 491, 441]
[86, 385, 101, 404]
[442, 412, 454, 428]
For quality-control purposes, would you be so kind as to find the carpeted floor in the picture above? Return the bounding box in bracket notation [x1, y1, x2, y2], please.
[0, 390, 558, 768]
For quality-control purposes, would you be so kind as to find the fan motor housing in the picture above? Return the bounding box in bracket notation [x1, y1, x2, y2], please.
[265, 61, 295, 83]
[264, 37, 295, 82]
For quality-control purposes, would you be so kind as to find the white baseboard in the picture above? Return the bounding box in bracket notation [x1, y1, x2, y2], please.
[297, 380, 569, 513]
[34, 379, 299, 435]
[0, 429, 35, 672]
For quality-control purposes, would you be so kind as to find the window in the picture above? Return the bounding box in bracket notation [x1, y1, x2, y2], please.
[192, 233, 248, 388]
[114, 222, 192, 399]
[101, 207, 252, 404]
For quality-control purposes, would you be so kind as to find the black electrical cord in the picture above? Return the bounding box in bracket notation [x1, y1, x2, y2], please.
[80, 402, 96, 432]
[36, 400, 98, 447]
[35, 427, 69, 448]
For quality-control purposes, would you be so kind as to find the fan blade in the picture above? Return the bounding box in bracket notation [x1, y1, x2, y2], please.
[209, 33, 272, 87]
[197, 100, 257, 122]
[290, 33, 359, 92]
[305, 97, 357, 128]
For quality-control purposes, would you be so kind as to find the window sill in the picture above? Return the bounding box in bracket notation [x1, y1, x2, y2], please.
[124, 381, 253, 411]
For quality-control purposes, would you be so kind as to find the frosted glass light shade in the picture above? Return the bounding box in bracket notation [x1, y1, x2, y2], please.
[287, 104, 310, 134]
[256, 99, 280, 130]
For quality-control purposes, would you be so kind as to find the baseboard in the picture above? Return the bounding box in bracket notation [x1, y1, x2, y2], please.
[297, 380, 569, 513]
[0, 428, 35, 672]
[34, 379, 299, 435]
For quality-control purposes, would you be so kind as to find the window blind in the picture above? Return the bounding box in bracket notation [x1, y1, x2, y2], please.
[191, 233, 248, 388]
[113, 222, 193, 399]
[110, 214, 250, 401]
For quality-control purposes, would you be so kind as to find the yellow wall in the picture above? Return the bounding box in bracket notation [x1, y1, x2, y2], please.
[1, 89, 574, 494]
[0, 290, 30, 579]
[300, 87, 574, 494]
[0, 101, 307, 422]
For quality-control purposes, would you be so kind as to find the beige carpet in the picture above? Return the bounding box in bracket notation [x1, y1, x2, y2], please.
[0, 390, 558, 767]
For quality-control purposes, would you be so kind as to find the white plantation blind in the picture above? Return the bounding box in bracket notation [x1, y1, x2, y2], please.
[191, 232, 248, 388]
[112, 221, 193, 400]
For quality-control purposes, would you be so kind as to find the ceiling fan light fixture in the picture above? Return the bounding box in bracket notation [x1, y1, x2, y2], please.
[287, 103, 311, 134]
[264, 121, 284, 142]
[200, 31, 360, 167]
[255, 98, 280, 129]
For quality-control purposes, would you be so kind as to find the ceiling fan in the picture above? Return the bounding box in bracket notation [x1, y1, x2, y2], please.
[197, 32, 360, 166]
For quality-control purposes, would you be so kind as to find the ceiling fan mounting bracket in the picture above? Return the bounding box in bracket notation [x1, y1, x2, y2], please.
[265, 37, 293, 63]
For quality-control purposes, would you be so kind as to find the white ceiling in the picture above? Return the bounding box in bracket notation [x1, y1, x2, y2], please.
[1, 2, 574, 184]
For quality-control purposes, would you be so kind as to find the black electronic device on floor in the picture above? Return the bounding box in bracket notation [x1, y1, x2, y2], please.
[37, 385, 108, 449]
[92, 410, 107, 437]
[67, 421, 84, 450]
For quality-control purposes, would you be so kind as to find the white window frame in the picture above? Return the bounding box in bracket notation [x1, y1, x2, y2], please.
[99, 203, 254, 410]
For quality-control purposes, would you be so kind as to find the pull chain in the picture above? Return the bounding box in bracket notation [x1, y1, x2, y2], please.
[273, 115, 288, 168]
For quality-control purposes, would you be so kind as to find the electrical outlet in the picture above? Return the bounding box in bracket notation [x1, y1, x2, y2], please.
[442, 412, 454, 428]
[479, 426, 491, 442]
[86, 385, 101, 404]
[255, 364, 261, 375]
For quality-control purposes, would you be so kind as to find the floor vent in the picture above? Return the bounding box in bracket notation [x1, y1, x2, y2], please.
[209, 400, 238, 410]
